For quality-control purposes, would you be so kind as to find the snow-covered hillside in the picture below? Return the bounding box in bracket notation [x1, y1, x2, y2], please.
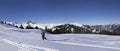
[17, 21, 62, 29]
[1, 23, 120, 51]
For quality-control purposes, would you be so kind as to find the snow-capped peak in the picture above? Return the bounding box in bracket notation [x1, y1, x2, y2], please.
[25, 21, 37, 24]
[70, 23, 83, 27]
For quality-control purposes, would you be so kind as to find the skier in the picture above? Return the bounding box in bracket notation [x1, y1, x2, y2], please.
[41, 31, 47, 40]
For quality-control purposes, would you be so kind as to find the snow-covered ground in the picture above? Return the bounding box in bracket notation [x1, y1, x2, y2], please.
[0, 23, 120, 51]
[0, 40, 19, 51]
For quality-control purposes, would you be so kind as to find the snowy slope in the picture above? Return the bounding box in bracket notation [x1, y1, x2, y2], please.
[1, 23, 120, 51]
[0, 40, 19, 51]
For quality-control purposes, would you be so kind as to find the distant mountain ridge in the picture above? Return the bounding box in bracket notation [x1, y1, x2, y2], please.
[91, 24, 120, 34]
[0, 21, 120, 35]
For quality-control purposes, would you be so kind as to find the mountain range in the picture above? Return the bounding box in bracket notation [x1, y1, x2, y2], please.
[0, 21, 120, 35]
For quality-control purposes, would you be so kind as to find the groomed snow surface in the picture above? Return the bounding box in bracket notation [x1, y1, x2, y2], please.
[0, 23, 120, 51]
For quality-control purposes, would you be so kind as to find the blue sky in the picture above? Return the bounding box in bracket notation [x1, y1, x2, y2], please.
[0, 0, 120, 24]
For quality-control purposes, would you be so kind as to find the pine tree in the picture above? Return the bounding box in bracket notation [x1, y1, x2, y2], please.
[26, 26, 34, 29]
[35, 26, 39, 29]
[19, 25, 24, 29]
[0, 21, 3, 24]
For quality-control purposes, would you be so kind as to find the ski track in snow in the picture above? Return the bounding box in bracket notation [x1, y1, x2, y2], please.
[0, 38, 59, 51]
[53, 41, 120, 50]
[0, 31, 59, 51]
